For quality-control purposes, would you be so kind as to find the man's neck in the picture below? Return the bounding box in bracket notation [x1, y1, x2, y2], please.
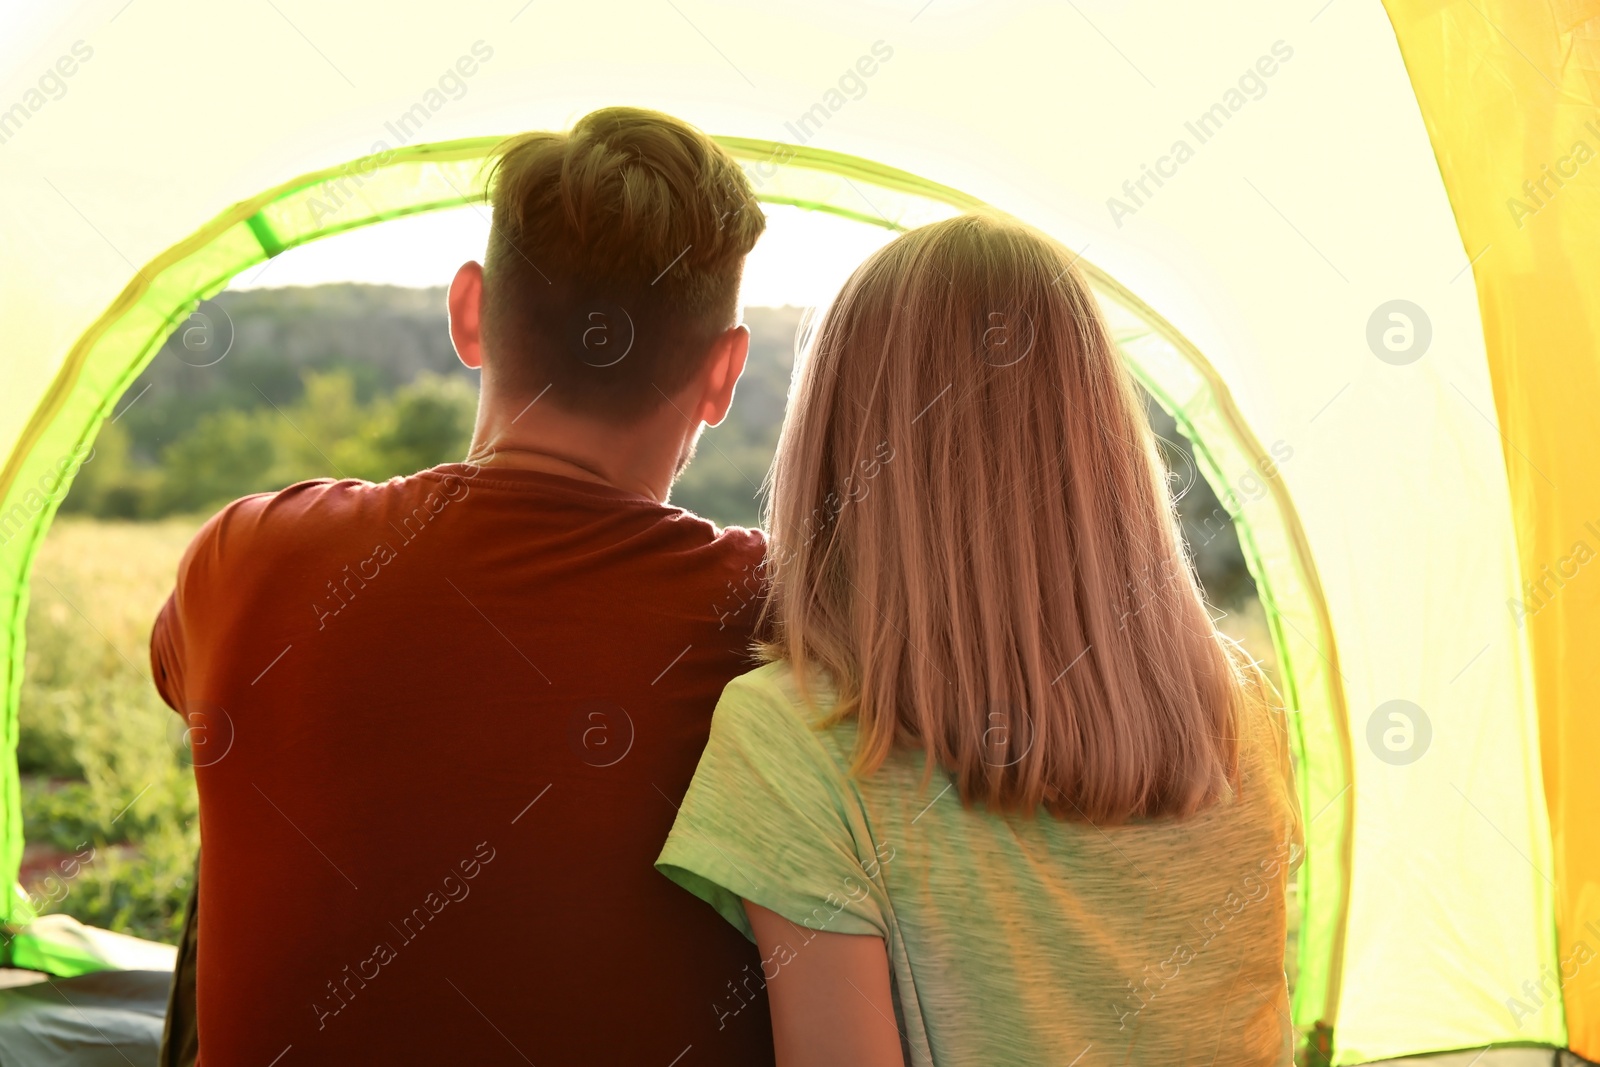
[466, 389, 696, 504]
[468, 445, 634, 495]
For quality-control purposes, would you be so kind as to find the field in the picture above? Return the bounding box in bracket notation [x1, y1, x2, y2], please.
[19, 515, 204, 944]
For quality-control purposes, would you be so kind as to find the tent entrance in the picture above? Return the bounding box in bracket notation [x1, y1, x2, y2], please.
[0, 135, 1353, 1036]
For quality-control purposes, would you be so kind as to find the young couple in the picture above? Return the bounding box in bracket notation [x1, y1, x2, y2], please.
[151, 107, 1302, 1065]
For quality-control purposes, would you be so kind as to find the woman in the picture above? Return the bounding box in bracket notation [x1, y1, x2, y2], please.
[657, 214, 1302, 1065]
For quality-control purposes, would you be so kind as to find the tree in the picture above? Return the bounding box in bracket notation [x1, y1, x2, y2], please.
[153, 409, 276, 516]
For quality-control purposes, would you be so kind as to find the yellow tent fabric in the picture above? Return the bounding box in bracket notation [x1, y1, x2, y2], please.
[0, 1, 1594, 1061]
[1387, 0, 1600, 1052]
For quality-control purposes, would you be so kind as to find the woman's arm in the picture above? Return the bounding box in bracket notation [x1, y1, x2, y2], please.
[744, 901, 906, 1067]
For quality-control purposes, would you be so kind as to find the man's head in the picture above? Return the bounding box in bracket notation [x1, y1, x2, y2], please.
[448, 109, 765, 500]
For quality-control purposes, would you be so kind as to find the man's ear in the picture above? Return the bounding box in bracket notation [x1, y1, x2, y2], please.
[448, 261, 485, 370]
[693, 324, 751, 428]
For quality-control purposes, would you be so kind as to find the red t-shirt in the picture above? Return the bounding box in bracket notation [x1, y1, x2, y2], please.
[151, 462, 773, 1065]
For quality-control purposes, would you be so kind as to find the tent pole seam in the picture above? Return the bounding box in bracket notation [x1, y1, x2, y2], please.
[244, 213, 284, 258]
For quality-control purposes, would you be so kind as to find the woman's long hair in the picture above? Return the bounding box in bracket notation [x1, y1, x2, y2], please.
[761, 213, 1256, 823]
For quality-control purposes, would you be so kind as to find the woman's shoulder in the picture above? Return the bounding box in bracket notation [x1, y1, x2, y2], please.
[721, 659, 842, 727]
[714, 660, 860, 772]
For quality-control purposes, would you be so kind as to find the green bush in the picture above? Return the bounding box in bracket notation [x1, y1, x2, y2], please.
[62, 369, 479, 521]
[153, 409, 278, 516]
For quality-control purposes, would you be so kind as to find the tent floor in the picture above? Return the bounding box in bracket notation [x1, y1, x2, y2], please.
[1362, 1051, 1595, 1066]
[0, 968, 169, 1066]
[2, 967, 1596, 1067]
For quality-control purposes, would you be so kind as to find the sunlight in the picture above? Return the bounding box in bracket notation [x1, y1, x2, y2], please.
[228, 201, 897, 309]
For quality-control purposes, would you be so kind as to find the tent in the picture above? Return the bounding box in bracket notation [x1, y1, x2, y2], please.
[0, 1, 1595, 1061]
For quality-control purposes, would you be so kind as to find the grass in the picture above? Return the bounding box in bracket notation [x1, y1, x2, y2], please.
[19, 515, 205, 945]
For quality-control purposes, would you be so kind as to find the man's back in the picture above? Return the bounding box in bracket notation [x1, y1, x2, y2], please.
[152, 461, 773, 1064]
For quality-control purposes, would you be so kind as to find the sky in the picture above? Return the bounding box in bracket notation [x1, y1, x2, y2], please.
[229, 202, 897, 309]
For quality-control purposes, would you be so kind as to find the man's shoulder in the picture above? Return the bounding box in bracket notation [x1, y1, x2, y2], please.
[177, 476, 400, 592]
[642, 501, 766, 576]
[674, 519, 764, 634]
[193, 477, 382, 551]
[698, 519, 765, 565]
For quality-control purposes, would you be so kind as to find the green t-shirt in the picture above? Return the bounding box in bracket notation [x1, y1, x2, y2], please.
[657, 661, 1303, 1066]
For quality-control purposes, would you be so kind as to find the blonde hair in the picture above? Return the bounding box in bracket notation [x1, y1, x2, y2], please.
[764, 214, 1252, 823]
[482, 107, 765, 419]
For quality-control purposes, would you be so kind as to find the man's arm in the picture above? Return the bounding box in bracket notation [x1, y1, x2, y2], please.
[150, 593, 186, 715]
[150, 498, 240, 716]
[744, 900, 905, 1067]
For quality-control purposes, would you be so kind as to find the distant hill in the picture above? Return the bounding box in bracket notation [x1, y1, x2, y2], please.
[65, 286, 803, 530]
[65, 284, 1250, 604]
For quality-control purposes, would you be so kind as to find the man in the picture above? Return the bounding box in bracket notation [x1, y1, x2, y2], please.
[151, 107, 773, 1064]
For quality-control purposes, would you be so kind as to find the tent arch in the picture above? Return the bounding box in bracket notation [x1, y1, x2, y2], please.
[0, 135, 1353, 1031]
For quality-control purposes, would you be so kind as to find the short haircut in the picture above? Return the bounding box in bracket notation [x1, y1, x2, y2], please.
[480, 107, 766, 421]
